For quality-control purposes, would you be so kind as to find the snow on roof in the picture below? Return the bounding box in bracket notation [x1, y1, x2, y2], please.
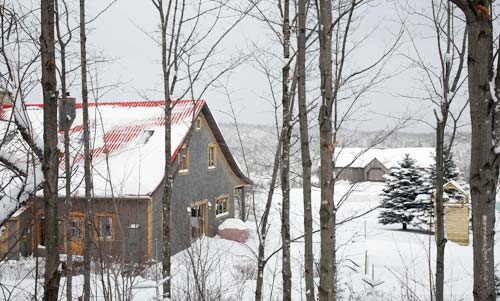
[444, 180, 469, 196]
[0, 100, 204, 197]
[218, 218, 248, 231]
[332, 147, 435, 169]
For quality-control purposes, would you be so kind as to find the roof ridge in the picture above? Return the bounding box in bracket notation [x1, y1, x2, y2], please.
[0, 99, 205, 109]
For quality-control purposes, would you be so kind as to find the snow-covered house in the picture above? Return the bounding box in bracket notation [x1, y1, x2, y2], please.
[332, 147, 434, 183]
[0, 100, 251, 261]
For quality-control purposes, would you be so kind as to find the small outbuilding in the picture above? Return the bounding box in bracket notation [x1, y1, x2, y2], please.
[331, 147, 434, 183]
[437, 181, 470, 246]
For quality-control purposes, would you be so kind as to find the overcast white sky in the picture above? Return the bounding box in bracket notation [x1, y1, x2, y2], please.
[24, 0, 470, 133]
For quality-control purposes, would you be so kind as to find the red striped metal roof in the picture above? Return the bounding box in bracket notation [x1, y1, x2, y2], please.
[1, 99, 205, 163]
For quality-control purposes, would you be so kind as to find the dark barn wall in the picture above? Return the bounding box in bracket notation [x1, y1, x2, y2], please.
[23, 197, 151, 263]
[334, 167, 366, 183]
[151, 112, 244, 257]
[0, 206, 34, 260]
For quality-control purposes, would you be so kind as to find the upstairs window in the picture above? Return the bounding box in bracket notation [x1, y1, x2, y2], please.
[97, 215, 114, 239]
[138, 130, 154, 145]
[208, 144, 216, 169]
[196, 117, 202, 130]
[178, 146, 189, 172]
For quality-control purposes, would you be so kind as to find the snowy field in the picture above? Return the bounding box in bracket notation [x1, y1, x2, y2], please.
[1, 181, 498, 300]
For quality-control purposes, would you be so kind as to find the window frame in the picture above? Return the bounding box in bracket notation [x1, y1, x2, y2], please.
[195, 117, 202, 130]
[96, 213, 115, 240]
[215, 194, 230, 218]
[178, 146, 189, 174]
[208, 143, 217, 169]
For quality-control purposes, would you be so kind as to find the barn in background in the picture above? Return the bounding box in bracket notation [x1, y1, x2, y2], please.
[332, 147, 434, 183]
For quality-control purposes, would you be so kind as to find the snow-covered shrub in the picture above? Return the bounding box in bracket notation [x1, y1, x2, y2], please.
[232, 259, 257, 281]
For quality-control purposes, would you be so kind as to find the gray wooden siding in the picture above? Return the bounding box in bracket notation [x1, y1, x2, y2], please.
[334, 167, 365, 183]
[151, 113, 245, 257]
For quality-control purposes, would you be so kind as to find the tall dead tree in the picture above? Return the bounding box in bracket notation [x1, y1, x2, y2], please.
[317, 0, 334, 297]
[296, 0, 314, 298]
[40, 0, 61, 299]
[448, 1, 499, 300]
[402, 2, 468, 298]
[280, 0, 293, 299]
[55, 0, 74, 299]
[79, 0, 93, 299]
[430, 2, 466, 299]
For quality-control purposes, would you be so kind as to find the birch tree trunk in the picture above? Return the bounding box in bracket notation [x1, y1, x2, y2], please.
[280, 0, 292, 299]
[449, 1, 498, 299]
[40, 0, 60, 299]
[79, 0, 93, 299]
[318, 0, 334, 299]
[297, 0, 314, 298]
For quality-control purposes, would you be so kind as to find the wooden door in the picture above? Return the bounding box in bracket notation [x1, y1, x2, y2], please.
[69, 213, 84, 256]
[190, 201, 208, 240]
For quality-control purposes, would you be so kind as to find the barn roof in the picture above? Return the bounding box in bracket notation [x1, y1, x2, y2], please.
[0, 100, 250, 198]
[332, 147, 435, 169]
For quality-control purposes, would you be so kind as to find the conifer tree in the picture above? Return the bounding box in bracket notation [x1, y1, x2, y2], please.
[429, 149, 462, 184]
[379, 154, 429, 230]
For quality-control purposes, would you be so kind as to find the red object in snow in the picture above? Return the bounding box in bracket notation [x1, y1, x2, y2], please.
[218, 218, 249, 243]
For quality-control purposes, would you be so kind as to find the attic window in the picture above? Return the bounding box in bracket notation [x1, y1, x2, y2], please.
[196, 117, 202, 130]
[3, 131, 16, 144]
[138, 130, 154, 145]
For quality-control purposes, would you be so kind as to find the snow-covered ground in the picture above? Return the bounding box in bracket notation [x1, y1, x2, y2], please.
[1, 181, 498, 300]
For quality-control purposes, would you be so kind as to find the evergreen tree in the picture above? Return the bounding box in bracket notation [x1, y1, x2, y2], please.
[429, 149, 466, 202]
[429, 148, 462, 184]
[379, 154, 430, 230]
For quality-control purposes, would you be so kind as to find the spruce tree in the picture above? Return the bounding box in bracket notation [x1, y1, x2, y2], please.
[378, 154, 429, 230]
[429, 148, 462, 184]
[429, 149, 466, 202]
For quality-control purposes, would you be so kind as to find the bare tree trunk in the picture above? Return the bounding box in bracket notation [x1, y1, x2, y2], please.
[449, 1, 498, 299]
[255, 136, 282, 301]
[280, 0, 292, 299]
[468, 17, 497, 301]
[318, 0, 334, 299]
[41, 0, 60, 299]
[156, 0, 173, 297]
[434, 3, 451, 299]
[55, 2, 73, 298]
[297, 0, 314, 299]
[80, 0, 93, 299]
[434, 116, 446, 301]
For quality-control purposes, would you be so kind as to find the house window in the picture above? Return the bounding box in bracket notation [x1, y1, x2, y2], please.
[208, 144, 216, 168]
[138, 130, 154, 145]
[196, 117, 202, 130]
[0, 226, 8, 254]
[178, 146, 189, 172]
[97, 215, 114, 239]
[72, 218, 83, 238]
[216, 195, 230, 216]
[38, 216, 46, 246]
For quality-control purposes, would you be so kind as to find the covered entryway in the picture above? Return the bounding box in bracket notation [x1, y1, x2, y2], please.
[190, 201, 208, 240]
